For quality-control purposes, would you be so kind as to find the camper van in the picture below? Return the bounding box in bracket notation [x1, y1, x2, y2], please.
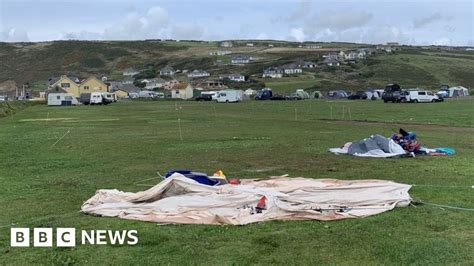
[138, 90, 156, 99]
[47, 93, 79, 106]
[216, 90, 243, 103]
[102, 92, 117, 102]
[404, 90, 441, 102]
[80, 92, 111, 105]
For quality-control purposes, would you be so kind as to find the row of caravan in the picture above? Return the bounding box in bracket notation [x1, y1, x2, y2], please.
[47, 92, 117, 106]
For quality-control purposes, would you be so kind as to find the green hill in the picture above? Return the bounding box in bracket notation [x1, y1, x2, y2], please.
[0, 40, 473, 94]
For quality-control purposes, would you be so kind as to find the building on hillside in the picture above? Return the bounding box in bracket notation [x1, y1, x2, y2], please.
[187, 70, 211, 78]
[305, 44, 321, 49]
[262, 67, 284, 78]
[220, 41, 233, 48]
[296, 61, 317, 68]
[109, 82, 140, 98]
[282, 64, 303, 75]
[231, 55, 251, 64]
[323, 53, 341, 60]
[159, 66, 176, 76]
[210, 50, 232, 56]
[323, 58, 340, 66]
[122, 76, 134, 84]
[195, 80, 227, 90]
[122, 68, 139, 76]
[162, 79, 180, 90]
[142, 78, 166, 90]
[219, 74, 246, 82]
[50, 75, 108, 97]
[171, 83, 194, 99]
[246, 43, 254, 47]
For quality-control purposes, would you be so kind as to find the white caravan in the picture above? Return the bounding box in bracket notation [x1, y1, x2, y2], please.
[216, 90, 243, 103]
[47, 93, 79, 106]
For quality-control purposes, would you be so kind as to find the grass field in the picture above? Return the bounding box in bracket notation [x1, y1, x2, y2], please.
[1, 99, 473, 264]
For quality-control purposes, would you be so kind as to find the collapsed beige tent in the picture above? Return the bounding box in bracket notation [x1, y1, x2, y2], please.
[81, 174, 412, 225]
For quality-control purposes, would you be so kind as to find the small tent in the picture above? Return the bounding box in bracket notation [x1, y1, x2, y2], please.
[327, 90, 348, 98]
[311, 91, 322, 99]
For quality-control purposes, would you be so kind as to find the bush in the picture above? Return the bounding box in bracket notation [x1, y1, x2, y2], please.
[80, 57, 105, 68]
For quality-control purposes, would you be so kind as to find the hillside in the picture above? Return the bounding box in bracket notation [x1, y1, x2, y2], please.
[0, 40, 473, 94]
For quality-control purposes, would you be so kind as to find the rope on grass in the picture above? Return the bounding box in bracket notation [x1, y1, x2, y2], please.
[412, 184, 474, 189]
[413, 200, 474, 212]
[50, 130, 71, 148]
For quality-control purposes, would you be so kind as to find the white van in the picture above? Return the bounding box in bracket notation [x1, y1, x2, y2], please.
[138, 90, 156, 99]
[405, 90, 440, 103]
[216, 90, 243, 103]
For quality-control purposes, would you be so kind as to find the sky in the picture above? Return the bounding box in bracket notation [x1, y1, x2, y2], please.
[0, 0, 473, 46]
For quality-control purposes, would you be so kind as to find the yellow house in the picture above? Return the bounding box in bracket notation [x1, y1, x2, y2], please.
[114, 89, 129, 98]
[51, 75, 108, 97]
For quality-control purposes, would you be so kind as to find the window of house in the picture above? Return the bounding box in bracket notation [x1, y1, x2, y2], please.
[61, 83, 70, 88]
[175, 90, 179, 94]
[84, 86, 89, 90]
[56, 96, 60, 99]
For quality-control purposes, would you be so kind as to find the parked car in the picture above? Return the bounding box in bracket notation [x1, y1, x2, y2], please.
[195, 94, 213, 101]
[405, 90, 442, 102]
[348, 91, 368, 100]
[382, 83, 403, 103]
[286, 93, 302, 100]
[0, 95, 8, 101]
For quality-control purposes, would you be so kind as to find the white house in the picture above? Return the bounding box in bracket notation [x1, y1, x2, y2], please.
[231, 55, 250, 64]
[219, 74, 246, 82]
[160, 66, 175, 76]
[262, 67, 284, 78]
[297, 61, 317, 68]
[123, 68, 139, 76]
[282, 64, 303, 75]
[171, 84, 194, 99]
[187, 70, 211, 78]
[210, 50, 232, 56]
[142, 78, 165, 90]
[220, 41, 233, 48]
[305, 44, 321, 49]
[323, 58, 340, 66]
[246, 43, 254, 47]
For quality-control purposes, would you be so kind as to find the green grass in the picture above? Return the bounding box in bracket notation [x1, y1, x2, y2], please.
[0, 98, 473, 264]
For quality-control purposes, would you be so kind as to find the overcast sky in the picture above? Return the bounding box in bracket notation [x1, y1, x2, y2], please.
[0, 0, 472, 46]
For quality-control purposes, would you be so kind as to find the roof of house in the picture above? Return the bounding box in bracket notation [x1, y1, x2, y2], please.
[123, 68, 138, 73]
[264, 67, 284, 73]
[323, 58, 340, 63]
[161, 66, 175, 72]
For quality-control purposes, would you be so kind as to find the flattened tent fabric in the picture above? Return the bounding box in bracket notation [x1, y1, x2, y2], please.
[329, 134, 406, 158]
[81, 174, 412, 225]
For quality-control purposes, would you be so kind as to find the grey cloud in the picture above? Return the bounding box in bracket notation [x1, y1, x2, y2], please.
[413, 12, 443, 28]
[314, 10, 373, 30]
[171, 23, 204, 40]
[0, 28, 29, 42]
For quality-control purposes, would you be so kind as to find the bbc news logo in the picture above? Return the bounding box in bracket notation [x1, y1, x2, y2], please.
[11, 228, 138, 247]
